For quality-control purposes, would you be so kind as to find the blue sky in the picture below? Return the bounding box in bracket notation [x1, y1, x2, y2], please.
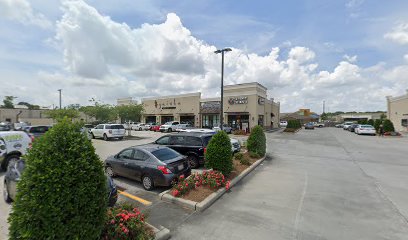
[1, 0, 408, 112]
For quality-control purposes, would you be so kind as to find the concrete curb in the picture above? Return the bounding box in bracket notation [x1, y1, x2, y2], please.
[161, 155, 267, 212]
[146, 222, 171, 240]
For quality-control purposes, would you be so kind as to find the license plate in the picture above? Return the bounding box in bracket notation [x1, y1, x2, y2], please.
[178, 164, 184, 171]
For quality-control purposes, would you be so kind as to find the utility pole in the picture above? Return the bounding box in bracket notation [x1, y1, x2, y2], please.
[58, 89, 62, 109]
[323, 100, 325, 114]
[214, 48, 232, 130]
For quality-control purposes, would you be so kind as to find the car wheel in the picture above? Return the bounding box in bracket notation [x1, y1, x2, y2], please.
[103, 134, 109, 141]
[168, 128, 172, 132]
[118, 137, 123, 140]
[1, 154, 19, 171]
[187, 155, 199, 169]
[139, 127, 142, 131]
[3, 180, 12, 203]
[91, 133, 95, 139]
[142, 175, 154, 191]
[105, 166, 115, 177]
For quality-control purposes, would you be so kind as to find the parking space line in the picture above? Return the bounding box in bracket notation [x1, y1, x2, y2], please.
[118, 190, 152, 206]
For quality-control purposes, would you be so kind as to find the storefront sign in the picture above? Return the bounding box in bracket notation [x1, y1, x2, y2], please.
[258, 97, 265, 105]
[228, 96, 248, 105]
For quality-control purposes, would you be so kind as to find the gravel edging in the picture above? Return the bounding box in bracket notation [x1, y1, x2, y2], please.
[146, 222, 171, 240]
[160, 155, 266, 212]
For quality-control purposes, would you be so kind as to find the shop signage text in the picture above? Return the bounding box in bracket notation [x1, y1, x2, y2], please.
[228, 97, 248, 105]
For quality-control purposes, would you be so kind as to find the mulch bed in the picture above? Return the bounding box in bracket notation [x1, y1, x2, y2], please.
[179, 152, 261, 203]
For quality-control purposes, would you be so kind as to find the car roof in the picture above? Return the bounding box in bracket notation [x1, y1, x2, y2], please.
[131, 144, 169, 153]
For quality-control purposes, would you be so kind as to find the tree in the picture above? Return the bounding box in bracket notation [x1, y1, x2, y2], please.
[116, 104, 144, 123]
[2, 96, 16, 108]
[205, 131, 233, 176]
[67, 104, 81, 110]
[247, 125, 266, 157]
[367, 119, 374, 126]
[8, 119, 107, 239]
[374, 119, 382, 132]
[80, 104, 117, 123]
[380, 113, 387, 120]
[46, 109, 80, 121]
[17, 101, 40, 110]
[320, 112, 328, 121]
[382, 119, 395, 132]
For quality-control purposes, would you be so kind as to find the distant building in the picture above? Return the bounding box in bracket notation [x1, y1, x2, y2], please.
[117, 97, 137, 106]
[387, 90, 408, 132]
[281, 109, 320, 124]
[335, 112, 386, 123]
[0, 108, 53, 125]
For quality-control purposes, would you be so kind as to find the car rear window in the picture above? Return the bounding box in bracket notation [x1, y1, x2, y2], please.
[151, 148, 180, 162]
[29, 126, 49, 133]
[202, 136, 213, 147]
[111, 125, 125, 129]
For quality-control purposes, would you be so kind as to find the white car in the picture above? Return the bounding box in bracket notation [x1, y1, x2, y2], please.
[355, 125, 376, 136]
[343, 122, 354, 130]
[90, 124, 126, 141]
[230, 138, 241, 153]
[279, 121, 288, 128]
[175, 124, 193, 132]
[132, 123, 149, 131]
[182, 128, 216, 134]
[159, 121, 180, 132]
[213, 124, 233, 134]
[0, 131, 32, 170]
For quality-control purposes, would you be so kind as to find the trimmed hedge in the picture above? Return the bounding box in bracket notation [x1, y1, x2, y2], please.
[383, 119, 395, 132]
[8, 119, 107, 239]
[205, 131, 233, 176]
[247, 125, 266, 157]
[286, 120, 301, 129]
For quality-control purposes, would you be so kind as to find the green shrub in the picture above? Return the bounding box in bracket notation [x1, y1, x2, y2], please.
[232, 129, 246, 135]
[205, 131, 233, 175]
[247, 125, 266, 157]
[249, 152, 261, 159]
[8, 118, 107, 239]
[240, 157, 251, 166]
[234, 152, 244, 160]
[367, 119, 374, 126]
[374, 119, 382, 131]
[383, 119, 395, 132]
[286, 120, 301, 129]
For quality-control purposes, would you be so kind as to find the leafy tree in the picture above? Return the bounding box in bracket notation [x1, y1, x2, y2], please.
[380, 113, 387, 120]
[80, 104, 117, 123]
[320, 113, 328, 121]
[247, 125, 266, 157]
[205, 131, 233, 176]
[2, 96, 16, 108]
[8, 119, 107, 239]
[382, 119, 395, 132]
[367, 119, 374, 126]
[67, 104, 81, 110]
[46, 109, 80, 121]
[116, 104, 144, 123]
[374, 119, 382, 131]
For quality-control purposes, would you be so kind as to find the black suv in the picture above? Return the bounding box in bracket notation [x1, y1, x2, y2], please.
[153, 132, 213, 168]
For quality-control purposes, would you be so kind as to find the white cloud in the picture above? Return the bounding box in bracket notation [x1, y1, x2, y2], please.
[384, 22, 408, 45]
[343, 54, 358, 63]
[404, 54, 408, 62]
[0, 0, 52, 29]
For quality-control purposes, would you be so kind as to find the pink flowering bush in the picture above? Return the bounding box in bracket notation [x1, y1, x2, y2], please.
[101, 204, 154, 240]
[171, 170, 228, 197]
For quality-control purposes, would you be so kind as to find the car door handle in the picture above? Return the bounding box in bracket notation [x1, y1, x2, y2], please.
[123, 162, 129, 165]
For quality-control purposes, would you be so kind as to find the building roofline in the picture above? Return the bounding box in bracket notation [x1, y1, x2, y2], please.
[224, 82, 267, 91]
[142, 92, 201, 101]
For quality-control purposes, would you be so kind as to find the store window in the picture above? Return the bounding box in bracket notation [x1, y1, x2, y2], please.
[402, 119, 408, 127]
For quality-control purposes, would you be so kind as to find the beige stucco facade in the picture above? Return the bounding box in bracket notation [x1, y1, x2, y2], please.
[138, 82, 280, 130]
[0, 108, 53, 125]
[387, 91, 408, 132]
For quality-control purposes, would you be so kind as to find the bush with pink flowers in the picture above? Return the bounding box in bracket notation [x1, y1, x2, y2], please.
[101, 204, 154, 240]
[171, 170, 230, 197]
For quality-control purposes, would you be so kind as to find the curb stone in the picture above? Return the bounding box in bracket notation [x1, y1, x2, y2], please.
[146, 222, 171, 240]
[161, 155, 266, 212]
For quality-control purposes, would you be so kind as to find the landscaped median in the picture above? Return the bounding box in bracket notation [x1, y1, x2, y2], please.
[159, 152, 266, 212]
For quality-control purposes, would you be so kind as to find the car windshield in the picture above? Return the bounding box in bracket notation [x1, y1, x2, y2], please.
[151, 148, 180, 162]
[164, 122, 172, 125]
[110, 125, 124, 129]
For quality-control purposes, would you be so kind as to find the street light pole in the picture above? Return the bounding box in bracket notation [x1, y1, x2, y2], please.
[58, 89, 62, 109]
[214, 48, 232, 131]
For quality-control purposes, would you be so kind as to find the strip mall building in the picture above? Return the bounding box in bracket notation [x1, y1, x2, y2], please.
[137, 82, 280, 131]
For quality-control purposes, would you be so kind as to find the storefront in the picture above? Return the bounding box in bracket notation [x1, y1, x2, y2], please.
[121, 82, 280, 129]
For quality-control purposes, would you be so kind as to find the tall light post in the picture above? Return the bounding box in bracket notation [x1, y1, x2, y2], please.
[58, 89, 62, 109]
[214, 48, 232, 130]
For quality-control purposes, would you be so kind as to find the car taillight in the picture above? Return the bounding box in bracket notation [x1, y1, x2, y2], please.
[204, 147, 207, 154]
[157, 165, 172, 174]
[109, 130, 112, 134]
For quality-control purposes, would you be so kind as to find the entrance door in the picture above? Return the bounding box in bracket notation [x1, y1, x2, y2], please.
[180, 116, 195, 126]
[228, 115, 249, 131]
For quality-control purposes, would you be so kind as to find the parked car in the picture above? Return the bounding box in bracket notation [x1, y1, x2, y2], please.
[213, 124, 233, 134]
[153, 132, 214, 168]
[104, 145, 191, 190]
[348, 124, 359, 132]
[305, 122, 315, 130]
[132, 123, 149, 131]
[3, 159, 118, 206]
[159, 121, 180, 132]
[314, 122, 325, 128]
[175, 124, 193, 132]
[148, 123, 159, 131]
[151, 124, 161, 132]
[335, 123, 344, 128]
[342, 122, 354, 130]
[355, 125, 376, 135]
[0, 123, 12, 131]
[0, 131, 32, 170]
[24, 125, 52, 139]
[182, 128, 216, 134]
[279, 121, 288, 128]
[230, 138, 241, 153]
[90, 124, 126, 141]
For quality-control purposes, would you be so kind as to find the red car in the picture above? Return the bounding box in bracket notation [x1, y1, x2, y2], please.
[151, 125, 161, 132]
